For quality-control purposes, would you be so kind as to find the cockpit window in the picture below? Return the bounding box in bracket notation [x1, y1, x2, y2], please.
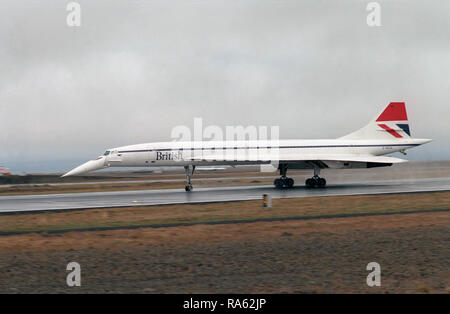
[103, 151, 110, 156]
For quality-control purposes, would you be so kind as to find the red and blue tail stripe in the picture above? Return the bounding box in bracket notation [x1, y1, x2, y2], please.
[376, 102, 410, 138]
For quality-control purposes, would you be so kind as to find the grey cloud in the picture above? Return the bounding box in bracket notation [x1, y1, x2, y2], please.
[0, 0, 448, 172]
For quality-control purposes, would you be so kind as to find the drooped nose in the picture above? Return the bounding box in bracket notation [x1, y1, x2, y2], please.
[61, 157, 107, 177]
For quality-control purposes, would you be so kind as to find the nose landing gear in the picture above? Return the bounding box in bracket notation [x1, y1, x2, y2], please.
[184, 165, 195, 192]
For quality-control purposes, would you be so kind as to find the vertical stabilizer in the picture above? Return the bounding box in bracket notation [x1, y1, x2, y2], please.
[340, 102, 411, 140]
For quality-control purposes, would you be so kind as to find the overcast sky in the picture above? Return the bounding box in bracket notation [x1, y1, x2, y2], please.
[0, 0, 448, 172]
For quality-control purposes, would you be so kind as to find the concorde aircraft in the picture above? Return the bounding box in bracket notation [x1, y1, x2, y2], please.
[62, 102, 431, 191]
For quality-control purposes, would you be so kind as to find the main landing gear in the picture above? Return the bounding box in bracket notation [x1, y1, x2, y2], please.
[273, 164, 295, 189]
[184, 165, 195, 192]
[305, 168, 326, 188]
[274, 177, 294, 188]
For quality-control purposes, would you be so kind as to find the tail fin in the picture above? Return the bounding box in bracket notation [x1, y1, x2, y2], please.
[340, 102, 411, 140]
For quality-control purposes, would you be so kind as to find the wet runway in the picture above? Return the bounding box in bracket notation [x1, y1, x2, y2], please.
[1, 177, 450, 213]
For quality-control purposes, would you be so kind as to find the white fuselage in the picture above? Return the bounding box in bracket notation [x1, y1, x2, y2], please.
[101, 138, 425, 169]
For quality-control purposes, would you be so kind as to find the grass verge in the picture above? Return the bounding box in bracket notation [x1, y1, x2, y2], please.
[1, 191, 449, 234]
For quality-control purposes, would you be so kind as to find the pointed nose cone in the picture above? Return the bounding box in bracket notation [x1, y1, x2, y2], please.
[61, 157, 106, 177]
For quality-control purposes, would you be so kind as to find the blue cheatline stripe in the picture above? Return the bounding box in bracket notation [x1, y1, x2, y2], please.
[397, 124, 411, 136]
[118, 143, 419, 153]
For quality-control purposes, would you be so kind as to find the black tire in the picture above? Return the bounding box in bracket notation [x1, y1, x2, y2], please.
[286, 178, 294, 188]
[318, 178, 326, 188]
[274, 179, 283, 188]
[185, 185, 192, 192]
[305, 178, 314, 188]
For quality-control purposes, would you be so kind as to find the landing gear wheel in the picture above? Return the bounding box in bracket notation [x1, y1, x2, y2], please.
[274, 177, 294, 188]
[286, 178, 294, 188]
[185, 185, 193, 192]
[305, 178, 316, 188]
[305, 177, 326, 188]
[274, 179, 283, 188]
[318, 178, 326, 188]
